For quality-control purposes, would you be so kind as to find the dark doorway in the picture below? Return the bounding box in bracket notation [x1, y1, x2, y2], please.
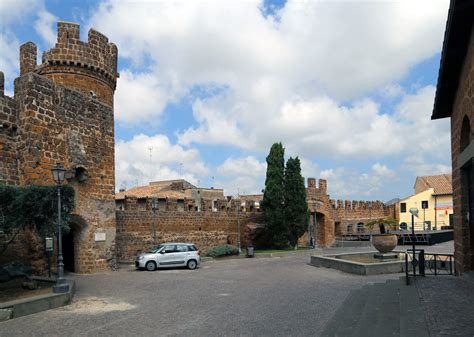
[62, 229, 75, 272]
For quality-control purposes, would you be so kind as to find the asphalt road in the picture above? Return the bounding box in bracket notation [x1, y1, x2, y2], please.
[0, 252, 400, 337]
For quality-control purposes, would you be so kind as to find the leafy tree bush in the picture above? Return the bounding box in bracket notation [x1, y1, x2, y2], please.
[0, 184, 75, 251]
[284, 157, 309, 248]
[366, 217, 398, 234]
[205, 245, 240, 258]
[261, 142, 287, 247]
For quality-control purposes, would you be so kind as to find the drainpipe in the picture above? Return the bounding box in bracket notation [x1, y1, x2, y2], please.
[434, 195, 437, 230]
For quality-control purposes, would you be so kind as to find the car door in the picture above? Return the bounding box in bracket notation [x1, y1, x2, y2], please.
[175, 245, 189, 266]
[157, 245, 177, 266]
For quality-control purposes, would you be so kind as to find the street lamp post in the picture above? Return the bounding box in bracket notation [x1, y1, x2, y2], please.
[51, 162, 69, 293]
[237, 198, 241, 253]
[151, 198, 158, 244]
[409, 207, 419, 279]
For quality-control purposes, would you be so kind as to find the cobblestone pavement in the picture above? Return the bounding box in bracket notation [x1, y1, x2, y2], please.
[0, 252, 400, 337]
[416, 273, 474, 337]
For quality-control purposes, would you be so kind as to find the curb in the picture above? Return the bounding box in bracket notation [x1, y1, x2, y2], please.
[0, 279, 75, 322]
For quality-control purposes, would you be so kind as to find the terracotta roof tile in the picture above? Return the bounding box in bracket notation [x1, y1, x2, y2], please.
[417, 174, 452, 195]
[115, 184, 187, 200]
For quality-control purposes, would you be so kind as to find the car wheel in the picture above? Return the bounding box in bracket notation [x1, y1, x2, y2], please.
[187, 260, 197, 270]
[145, 261, 156, 271]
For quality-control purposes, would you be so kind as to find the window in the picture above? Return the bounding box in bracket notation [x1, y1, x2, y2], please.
[421, 200, 429, 209]
[400, 203, 406, 213]
[400, 222, 407, 230]
[176, 245, 188, 252]
[177, 199, 184, 212]
[158, 198, 166, 211]
[164, 245, 176, 253]
[187, 245, 197, 252]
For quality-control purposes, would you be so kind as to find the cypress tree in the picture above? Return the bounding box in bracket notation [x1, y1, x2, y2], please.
[284, 157, 309, 248]
[261, 142, 287, 247]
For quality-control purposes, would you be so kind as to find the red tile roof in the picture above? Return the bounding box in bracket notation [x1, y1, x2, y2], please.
[415, 174, 452, 196]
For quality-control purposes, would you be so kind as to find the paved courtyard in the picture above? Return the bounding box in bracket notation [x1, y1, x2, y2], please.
[0, 252, 399, 337]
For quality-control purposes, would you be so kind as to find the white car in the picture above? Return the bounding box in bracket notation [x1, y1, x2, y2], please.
[135, 243, 201, 271]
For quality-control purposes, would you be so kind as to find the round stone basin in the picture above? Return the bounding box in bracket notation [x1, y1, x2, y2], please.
[310, 252, 407, 275]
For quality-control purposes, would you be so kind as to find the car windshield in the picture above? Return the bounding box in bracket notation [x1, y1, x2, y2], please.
[147, 245, 164, 253]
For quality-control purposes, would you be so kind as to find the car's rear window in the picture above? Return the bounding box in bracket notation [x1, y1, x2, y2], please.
[187, 245, 197, 251]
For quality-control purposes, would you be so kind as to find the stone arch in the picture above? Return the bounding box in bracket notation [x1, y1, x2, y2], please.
[460, 115, 471, 152]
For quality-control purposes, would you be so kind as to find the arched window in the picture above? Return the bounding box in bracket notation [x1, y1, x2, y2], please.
[357, 222, 364, 233]
[347, 224, 353, 234]
[460, 115, 471, 152]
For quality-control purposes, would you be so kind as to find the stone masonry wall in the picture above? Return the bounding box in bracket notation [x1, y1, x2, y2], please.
[451, 26, 474, 273]
[1, 70, 116, 274]
[116, 209, 262, 261]
[0, 72, 19, 185]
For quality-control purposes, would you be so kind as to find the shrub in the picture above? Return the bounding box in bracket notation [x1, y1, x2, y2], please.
[205, 245, 239, 258]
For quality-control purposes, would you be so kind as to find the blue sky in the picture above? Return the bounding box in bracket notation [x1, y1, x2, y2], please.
[0, 0, 452, 201]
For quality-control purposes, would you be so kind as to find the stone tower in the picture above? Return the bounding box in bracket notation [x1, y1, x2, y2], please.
[0, 21, 118, 273]
[20, 21, 118, 107]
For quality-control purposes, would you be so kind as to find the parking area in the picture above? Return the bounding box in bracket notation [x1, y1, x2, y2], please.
[0, 252, 400, 337]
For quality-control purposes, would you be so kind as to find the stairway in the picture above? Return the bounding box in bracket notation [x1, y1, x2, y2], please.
[321, 278, 429, 337]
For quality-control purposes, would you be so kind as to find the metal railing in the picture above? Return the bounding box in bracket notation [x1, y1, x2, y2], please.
[405, 249, 455, 285]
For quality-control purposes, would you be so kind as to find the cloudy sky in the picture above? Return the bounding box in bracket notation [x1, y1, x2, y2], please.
[0, 0, 452, 201]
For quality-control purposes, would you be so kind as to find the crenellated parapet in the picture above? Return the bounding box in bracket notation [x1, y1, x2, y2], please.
[116, 195, 261, 214]
[19, 22, 118, 107]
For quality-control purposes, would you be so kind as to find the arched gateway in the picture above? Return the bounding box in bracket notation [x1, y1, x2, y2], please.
[305, 178, 396, 247]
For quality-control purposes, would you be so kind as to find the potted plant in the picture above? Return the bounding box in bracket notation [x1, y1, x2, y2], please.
[366, 218, 398, 254]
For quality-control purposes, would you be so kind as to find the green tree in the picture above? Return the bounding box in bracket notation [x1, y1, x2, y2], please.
[0, 184, 75, 252]
[261, 142, 287, 247]
[284, 157, 309, 248]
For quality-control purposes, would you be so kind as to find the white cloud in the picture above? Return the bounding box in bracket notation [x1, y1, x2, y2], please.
[89, 0, 449, 121]
[115, 134, 209, 191]
[34, 10, 58, 46]
[0, 34, 19, 84]
[216, 156, 267, 196]
[401, 155, 451, 177]
[0, 0, 40, 25]
[217, 156, 266, 178]
[321, 163, 399, 200]
[114, 70, 173, 124]
[371, 163, 396, 178]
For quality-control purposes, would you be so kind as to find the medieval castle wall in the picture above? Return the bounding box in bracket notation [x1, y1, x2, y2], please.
[116, 197, 263, 261]
[305, 178, 396, 246]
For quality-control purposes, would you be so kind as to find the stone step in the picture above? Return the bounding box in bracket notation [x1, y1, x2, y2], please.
[320, 285, 371, 337]
[351, 282, 400, 337]
[399, 278, 429, 337]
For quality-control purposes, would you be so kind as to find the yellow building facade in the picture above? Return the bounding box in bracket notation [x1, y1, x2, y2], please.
[398, 174, 453, 231]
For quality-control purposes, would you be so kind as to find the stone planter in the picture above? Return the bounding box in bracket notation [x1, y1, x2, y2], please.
[372, 234, 398, 254]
